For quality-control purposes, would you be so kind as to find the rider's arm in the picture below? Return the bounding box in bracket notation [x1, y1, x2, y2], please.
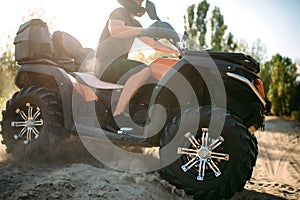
[109, 19, 178, 55]
[139, 37, 178, 55]
[109, 19, 143, 38]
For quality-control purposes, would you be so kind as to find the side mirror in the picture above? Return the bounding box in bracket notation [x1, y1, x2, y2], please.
[182, 31, 189, 41]
[146, 0, 161, 21]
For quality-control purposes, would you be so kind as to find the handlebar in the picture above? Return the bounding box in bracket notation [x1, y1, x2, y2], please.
[139, 21, 180, 43]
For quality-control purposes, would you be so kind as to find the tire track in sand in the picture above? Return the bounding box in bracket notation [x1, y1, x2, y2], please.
[253, 117, 300, 186]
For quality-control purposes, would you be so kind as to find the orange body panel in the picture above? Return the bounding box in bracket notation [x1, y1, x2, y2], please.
[150, 57, 179, 80]
[72, 57, 179, 102]
[74, 81, 99, 101]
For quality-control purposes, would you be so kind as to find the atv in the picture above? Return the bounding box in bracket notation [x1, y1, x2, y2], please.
[1, 1, 270, 200]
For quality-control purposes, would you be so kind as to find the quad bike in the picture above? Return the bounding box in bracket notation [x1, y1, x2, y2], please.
[1, 2, 270, 200]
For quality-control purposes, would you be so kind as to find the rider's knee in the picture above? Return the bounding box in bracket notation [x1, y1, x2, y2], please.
[143, 67, 152, 76]
[136, 67, 151, 79]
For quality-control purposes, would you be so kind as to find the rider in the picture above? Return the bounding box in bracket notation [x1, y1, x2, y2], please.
[97, 0, 177, 119]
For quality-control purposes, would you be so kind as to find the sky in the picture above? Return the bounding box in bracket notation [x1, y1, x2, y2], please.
[0, 0, 299, 62]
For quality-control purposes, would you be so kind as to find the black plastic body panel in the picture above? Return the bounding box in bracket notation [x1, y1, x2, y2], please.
[184, 51, 260, 73]
[147, 52, 265, 131]
[15, 64, 75, 131]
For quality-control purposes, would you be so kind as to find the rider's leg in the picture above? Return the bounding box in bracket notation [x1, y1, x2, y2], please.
[113, 67, 151, 116]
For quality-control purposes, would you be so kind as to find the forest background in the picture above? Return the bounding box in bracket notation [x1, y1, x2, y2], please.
[0, 0, 299, 120]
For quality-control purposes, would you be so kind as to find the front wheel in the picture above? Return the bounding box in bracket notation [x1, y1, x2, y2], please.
[159, 106, 258, 200]
[1, 86, 70, 161]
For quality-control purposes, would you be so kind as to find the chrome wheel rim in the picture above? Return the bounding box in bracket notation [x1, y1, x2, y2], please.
[177, 128, 229, 181]
[10, 103, 44, 144]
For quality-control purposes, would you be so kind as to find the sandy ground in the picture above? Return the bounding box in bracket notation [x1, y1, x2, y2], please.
[0, 116, 299, 200]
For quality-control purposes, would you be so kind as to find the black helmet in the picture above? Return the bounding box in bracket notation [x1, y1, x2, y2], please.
[118, 0, 146, 17]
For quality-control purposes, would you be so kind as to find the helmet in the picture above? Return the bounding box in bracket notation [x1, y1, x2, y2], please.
[118, 0, 146, 17]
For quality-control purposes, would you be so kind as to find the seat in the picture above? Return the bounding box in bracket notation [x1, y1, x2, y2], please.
[72, 72, 124, 90]
[52, 31, 92, 67]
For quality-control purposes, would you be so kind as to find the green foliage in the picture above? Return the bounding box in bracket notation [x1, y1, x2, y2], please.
[291, 111, 300, 121]
[196, 1, 210, 48]
[129, 51, 153, 63]
[267, 54, 298, 116]
[210, 6, 227, 51]
[259, 61, 272, 95]
[223, 32, 237, 52]
[21, 6, 56, 32]
[130, 50, 177, 64]
[0, 5, 56, 112]
[183, 1, 239, 52]
[185, 4, 196, 40]
[250, 39, 267, 63]
[235, 39, 250, 54]
[0, 41, 18, 111]
[290, 80, 300, 121]
[184, 1, 210, 49]
[183, 2, 300, 120]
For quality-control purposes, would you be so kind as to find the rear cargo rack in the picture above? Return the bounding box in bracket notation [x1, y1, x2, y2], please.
[17, 59, 58, 66]
[185, 51, 260, 73]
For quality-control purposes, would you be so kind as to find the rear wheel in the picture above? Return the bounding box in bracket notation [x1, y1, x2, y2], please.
[159, 106, 258, 200]
[0, 87, 69, 161]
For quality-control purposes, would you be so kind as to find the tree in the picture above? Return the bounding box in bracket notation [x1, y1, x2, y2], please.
[22, 6, 56, 32]
[223, 32, 237, 52]
[184, 1, 210, 49]
[195, 0, 210, 48]
[210, 6, 227, 51]
[267, 54, 298, 116]
[184, 4, 196, 41]
[184, 2, 239, 52]
[291, 82, 300, 120]
[0, 5, 55, 109]
[236, 39, 250, 54]
[250, 39, 267, 64]
[293, 59, 300, 120]
[0, 35, 18, 107]
[259, 61, 272, 96]
[129, 51, 152, 63]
